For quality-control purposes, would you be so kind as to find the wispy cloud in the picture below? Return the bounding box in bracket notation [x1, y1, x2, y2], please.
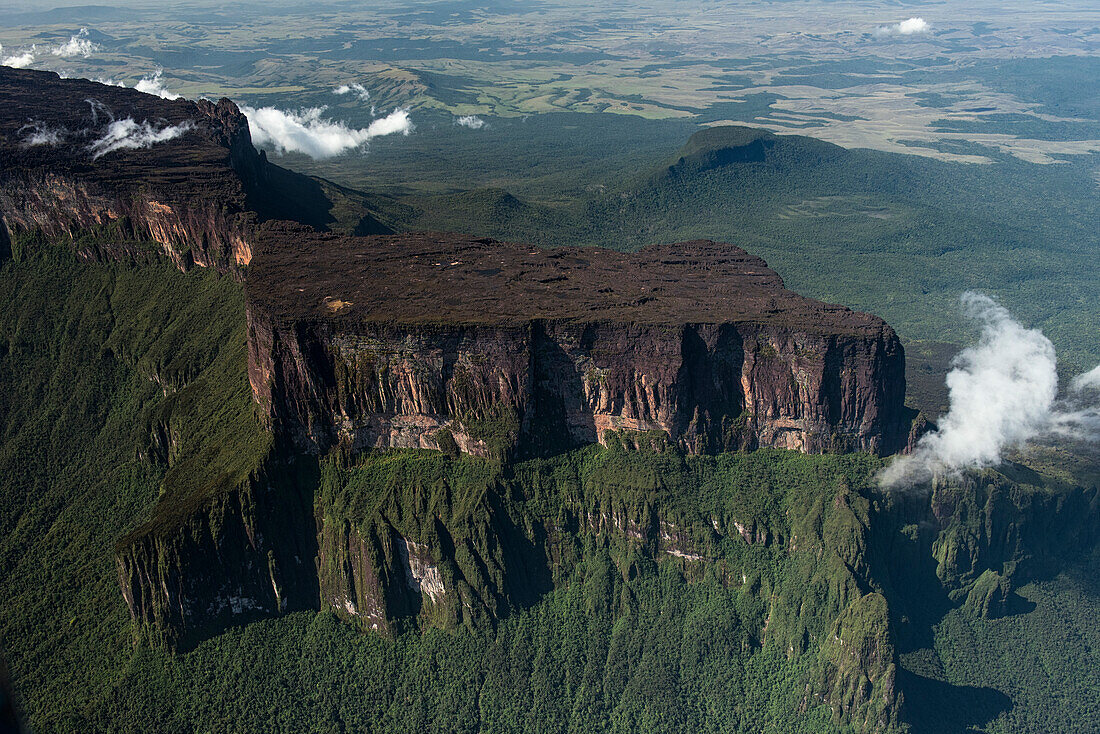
[19, 121, 66, 146]
[333, 83, 370, 102]
[455, 115, 486, 130]
[87, 118, 194, 159]
[365, 108, 414, 137]
[134, 70, 181, 100]
[881, 293, 1100, 488]
[240, 106, 413, 159]
[1071, 365, 1100, 392]
[2, 44, 37, 69]
[52, 28, 97, 58]
[85, 98, 115, 125]
[875, 17, 931, 36]
[69, 71, 180, 99]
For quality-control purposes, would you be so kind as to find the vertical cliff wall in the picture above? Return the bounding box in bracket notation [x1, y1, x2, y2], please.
[246, 318, 534, 457]
[115, 457, 320, 650]
[246, 231, 910, 458]
[0, 68, 263, 274]
[0, 215, 11, 263]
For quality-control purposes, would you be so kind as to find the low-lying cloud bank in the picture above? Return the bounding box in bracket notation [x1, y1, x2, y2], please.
[19, 121, 66, 146]
[88, 118, 194, 159]
[81, 71, 181, 99]
[1, 44, 37, 68]
[881, 292, 1100, 488]
[875, 17, 931, 36]
[2, 28, 97, 68]
[240, 106, 413, 159]
[134, 70, 181, 100]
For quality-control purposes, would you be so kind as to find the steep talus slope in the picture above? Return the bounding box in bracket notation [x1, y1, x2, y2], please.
[0, 244, 272, 727]
[310, 448, 904, 730]
[114, 454, 321, 650]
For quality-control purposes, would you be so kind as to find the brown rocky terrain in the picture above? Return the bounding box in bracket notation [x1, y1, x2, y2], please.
[247, 227, 911, 457]
[0, 67, 265, 273]
[2, 69, 916, 727]
[0, 67, 391, 275]
[12, 69, 1099, 734]
[0, 67, 912, 462]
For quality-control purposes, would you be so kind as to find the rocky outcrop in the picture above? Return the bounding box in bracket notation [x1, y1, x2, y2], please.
[0, 652, 20, 734]
[812, 592, 899, 733]
[115, 457, 319, 650]
[926, 471, 1100, 615]
[315, 482, 552, 634]
[871, 468, 1100, 623]
[246, 229, 910, 458]
[0, 68, 264, 275]
[0, 215, 11, 263]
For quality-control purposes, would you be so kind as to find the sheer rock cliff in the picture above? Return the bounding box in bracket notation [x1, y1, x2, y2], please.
[246, 228, 912, 459]
[0, 68, 264, 274]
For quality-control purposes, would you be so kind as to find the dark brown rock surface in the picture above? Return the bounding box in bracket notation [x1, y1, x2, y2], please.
[0, 67, 263, 272]
[247, 228, 910, 456]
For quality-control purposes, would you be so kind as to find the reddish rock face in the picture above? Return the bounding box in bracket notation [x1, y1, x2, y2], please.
[0, 67, 262, 274]
[247, 229, 910, 456]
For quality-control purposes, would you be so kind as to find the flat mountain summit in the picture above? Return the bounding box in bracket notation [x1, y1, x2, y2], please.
[250, 226, 890, 334]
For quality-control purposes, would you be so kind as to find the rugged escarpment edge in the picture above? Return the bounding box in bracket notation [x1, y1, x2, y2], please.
[245, 228, 912, 460]
[0, 68, 265, 275]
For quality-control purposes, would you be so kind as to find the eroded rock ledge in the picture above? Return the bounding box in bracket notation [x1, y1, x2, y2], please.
[0, 68, 263, 274]
[247, 228, 911, 457]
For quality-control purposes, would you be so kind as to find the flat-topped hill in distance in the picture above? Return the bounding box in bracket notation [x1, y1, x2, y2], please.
[249, 226, 887, 335]
[664, 125, 846, 176]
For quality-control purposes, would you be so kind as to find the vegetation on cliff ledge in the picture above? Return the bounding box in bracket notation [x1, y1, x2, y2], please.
[1, 236, 1099, 734]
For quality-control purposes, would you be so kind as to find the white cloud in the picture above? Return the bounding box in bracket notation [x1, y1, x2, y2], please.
[52, 28, 97, 58]
[898, 18, 931, 34]
[87, 118, 194, 159]
[240, 105, 413, 159]
[85, 98, 115, 125]
[455, 115, 486, 130]
[881, 292, 1100, 488]
[19, 121, 65, 146]
[3, 45, 37, 68]
[875, 17, 931, 36]
[333, 83, 370, 102]
[134, 70, 181, 100]
[366, 108, 413, 137]
[72, 72, 178, 98]
[1071, 365, 1100, 393]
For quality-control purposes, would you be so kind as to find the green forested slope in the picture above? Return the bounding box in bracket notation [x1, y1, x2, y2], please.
[929, 545, 1100, 733]
[0, 244, 890, 733]
[1, 236, 1098, 734]
[51, 443, 898, 734]
[0, 241, 267, 729]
